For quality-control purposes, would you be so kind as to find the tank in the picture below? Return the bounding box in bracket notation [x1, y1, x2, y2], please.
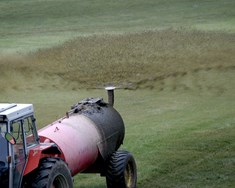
[38, 96, 125, 176]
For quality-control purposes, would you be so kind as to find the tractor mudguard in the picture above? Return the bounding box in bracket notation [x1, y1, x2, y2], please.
[23, 143, 62, 175]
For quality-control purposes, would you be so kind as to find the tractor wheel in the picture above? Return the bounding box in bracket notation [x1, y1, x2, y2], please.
[105, 150, 137, 188]
[30, 158, 73, 188]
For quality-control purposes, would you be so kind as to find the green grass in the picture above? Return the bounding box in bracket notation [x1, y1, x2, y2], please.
[0, 0, 234, 53]
[0, 0, 235, 187]
[1, 87, 235, 187]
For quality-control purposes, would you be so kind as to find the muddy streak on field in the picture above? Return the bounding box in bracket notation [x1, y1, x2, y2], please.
[0, 29, 235, 92]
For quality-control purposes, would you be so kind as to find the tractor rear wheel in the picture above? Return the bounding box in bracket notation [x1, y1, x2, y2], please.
[30, 158, 73, 188]
[105, 150, 137, 188]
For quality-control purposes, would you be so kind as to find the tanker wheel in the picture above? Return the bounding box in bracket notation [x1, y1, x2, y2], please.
[30, 158, 73, 188]
[105, 150, 137, 188]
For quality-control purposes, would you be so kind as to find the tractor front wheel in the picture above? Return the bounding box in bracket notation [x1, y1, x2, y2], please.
[105, 150, 137, 188]
[30, 158, 73, 188]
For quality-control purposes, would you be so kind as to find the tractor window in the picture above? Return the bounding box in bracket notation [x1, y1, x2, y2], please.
[23, 116, 37, 147]
[11, 120, 25, 164]
[11, 121, 23, 144]
[10, 120, 26, 188]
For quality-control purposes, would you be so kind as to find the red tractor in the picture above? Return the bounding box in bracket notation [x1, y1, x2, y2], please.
[0, 87, 137, 188]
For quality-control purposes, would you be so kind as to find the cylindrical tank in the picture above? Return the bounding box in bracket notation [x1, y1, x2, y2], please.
[38, 97, 125, 176]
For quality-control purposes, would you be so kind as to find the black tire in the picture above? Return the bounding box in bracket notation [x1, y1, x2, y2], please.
[105, 150, 137, 188]
[30, 158, 73, 188]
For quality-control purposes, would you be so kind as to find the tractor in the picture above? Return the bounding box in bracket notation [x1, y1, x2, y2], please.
[0, 87, 137, 188]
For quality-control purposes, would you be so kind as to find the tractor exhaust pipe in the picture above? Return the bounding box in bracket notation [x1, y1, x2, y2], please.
[105, 86, 115, 106]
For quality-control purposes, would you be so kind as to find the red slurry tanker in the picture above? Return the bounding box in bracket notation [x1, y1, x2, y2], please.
[0, 87, 137, 188]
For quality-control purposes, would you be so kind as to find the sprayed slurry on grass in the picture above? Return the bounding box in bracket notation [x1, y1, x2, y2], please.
[137, 65, 235, 94]
[1, 29, 234, 92]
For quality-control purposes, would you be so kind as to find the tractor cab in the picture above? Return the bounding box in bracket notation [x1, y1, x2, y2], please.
[0, 103, 39, 188]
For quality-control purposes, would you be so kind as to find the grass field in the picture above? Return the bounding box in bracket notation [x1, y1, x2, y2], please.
[0, 0, 234, 53]
[0, 0, 235, 187]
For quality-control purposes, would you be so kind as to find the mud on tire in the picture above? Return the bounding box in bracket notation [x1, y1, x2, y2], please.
[105, 150, 137, 188]
[30, 158, 73, 188]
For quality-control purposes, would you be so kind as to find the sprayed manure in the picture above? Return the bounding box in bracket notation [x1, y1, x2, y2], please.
[1, 29, 235, 91]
